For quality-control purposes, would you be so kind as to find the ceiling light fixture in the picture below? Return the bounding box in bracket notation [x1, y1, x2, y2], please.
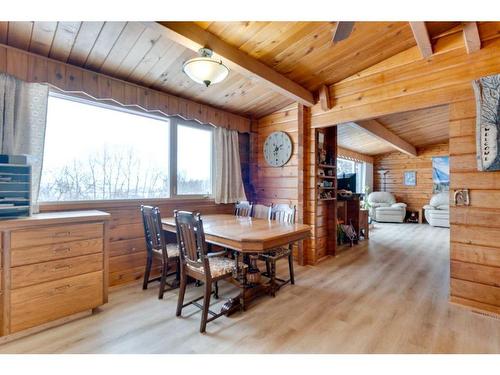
[182, 48, 229, 87]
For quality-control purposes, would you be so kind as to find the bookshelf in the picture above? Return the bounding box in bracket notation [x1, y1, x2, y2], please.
[317, 132, 337, 201]
[0, 156, 31, 219]
[314, 127, 338, 258]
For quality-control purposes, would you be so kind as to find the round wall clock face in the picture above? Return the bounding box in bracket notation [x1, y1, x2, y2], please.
[263, 131, 293, 167]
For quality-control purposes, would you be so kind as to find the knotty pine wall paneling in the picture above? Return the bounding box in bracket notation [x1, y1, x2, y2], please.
[303, 119, 319, 264]
[252, 103, 327, 264]
[252, 104, 305, 262]
[373, 143, 449, 212]
[253, 104, 300, 207]
[251, 103, 337, 264]
[449, 97, 500, 316]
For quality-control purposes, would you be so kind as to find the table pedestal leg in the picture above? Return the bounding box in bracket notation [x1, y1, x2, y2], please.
[221, 252, 275, 316]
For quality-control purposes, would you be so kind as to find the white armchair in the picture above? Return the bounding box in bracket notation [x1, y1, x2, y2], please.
[367, 192, 407, 223]
[423, 192, 449, 228]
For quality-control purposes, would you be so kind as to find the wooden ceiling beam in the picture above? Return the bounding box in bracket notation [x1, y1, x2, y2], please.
[409, 22, 433, 59]
[319, 85, 332, 111]
[462, 22, 481, 54]
[147, 21, 315, 107]
[351, 119, 417, 156]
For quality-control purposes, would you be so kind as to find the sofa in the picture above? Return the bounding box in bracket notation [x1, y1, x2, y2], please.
[367, 192, 407, 223]
[423, 192, 450, 228]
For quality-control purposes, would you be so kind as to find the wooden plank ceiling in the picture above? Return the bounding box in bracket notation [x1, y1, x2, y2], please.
[196, 22, 460, 92]
[337, 122, 395, 156]
[0, 21, 458, 118]
[377, 105, 450, 148]
[338, 104, 450, 156]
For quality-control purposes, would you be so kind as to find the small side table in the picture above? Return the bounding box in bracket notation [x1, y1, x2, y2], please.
[359, 209, 369, 239]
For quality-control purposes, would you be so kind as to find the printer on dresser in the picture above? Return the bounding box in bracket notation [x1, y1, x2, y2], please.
[0, 210, 110, 342]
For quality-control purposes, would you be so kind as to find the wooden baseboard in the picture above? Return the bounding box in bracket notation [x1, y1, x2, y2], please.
[0, 310, 93, 345]
[450, 296, 500, 319]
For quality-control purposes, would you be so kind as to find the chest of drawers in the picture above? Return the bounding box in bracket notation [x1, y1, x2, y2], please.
[0, 210, 110, 340]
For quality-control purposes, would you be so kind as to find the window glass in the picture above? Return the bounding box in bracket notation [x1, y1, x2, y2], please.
[337, 157, 367, 193]
[337, 158, 355, 177]
[40, 95, 170, 201]
[176, 123, 213, 195]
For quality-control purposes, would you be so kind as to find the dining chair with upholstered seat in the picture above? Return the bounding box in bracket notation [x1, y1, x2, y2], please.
[234, 200, 253, 217]
[174, 210, 245, 333]
[259, 203, 296, 296]
[141, 205, 180, 299]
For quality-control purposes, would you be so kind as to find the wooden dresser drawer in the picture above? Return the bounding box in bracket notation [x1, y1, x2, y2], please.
[11, 222, 103, 249]
[11, 253, 103, 289]
[11, 238, 103, 267]
[10, 271, 103, 333]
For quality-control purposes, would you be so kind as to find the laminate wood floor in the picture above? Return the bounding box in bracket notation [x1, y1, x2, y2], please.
[2, 223, 500, 353]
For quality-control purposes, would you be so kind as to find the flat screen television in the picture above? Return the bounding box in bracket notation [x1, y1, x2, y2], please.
[337, 173, 356, 192]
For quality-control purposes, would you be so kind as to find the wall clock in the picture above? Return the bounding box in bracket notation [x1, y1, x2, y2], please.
[263, 131, 293, 167]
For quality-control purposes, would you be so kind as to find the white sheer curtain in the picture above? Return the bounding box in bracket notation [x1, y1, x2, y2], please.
[213, 127, 247, 204]
[0, 73, 49, 213]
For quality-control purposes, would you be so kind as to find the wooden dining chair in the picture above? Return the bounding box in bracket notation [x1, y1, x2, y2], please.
[174, 210, 245, 333]
[234, 200, 253, 217]
[259, 203, 296, 296]
[252, 203, 271, 219]
[141, 205, 180, 299]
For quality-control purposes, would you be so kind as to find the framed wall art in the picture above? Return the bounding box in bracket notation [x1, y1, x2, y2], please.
[432, 156, 449, 193]
[404, 171, 416, 186]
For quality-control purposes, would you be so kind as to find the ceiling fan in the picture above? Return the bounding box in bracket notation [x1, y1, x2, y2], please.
[332, 21, 355, 43]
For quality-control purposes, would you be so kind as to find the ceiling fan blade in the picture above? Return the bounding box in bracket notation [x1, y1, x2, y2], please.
[332, 21, 355, 43]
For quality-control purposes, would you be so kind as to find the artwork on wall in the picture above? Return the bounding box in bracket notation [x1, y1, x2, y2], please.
[403, 171, 416, 186]
[473, 73, 500, 171]
[432, 156, 449, 193]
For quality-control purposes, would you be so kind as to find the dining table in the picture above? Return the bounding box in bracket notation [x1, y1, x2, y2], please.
[161, 214, 311, 313]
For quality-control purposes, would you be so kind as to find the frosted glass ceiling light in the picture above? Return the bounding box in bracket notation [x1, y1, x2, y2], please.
[183, 48, 229, 87]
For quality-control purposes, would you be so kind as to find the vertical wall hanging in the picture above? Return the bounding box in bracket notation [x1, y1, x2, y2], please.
[473, 73, 500, 171]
